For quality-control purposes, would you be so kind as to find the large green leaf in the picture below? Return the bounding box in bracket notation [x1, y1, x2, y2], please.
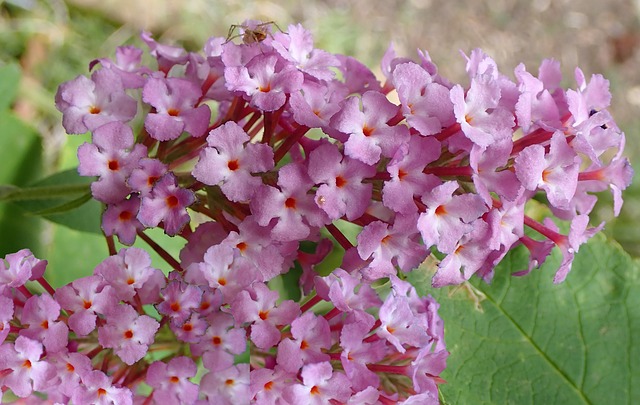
[409, 234, 639, 404]
[0, 109, 44, 256]
[0, 63, 21, 111]
[17, 168, 102, 234]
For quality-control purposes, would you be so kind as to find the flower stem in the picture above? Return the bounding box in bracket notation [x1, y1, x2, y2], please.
[137, 230, 183, 272]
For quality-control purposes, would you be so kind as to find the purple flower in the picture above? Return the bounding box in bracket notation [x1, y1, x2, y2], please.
[19, 294, 69, 353]
[0, 295, 13, 344]
[193, 121, 274, 202]
[172, 312, 208, 343]
[357, 215, 428, 280]
[137, 173, 195, 236]
[128, 158, 168, 196]
[335, 54, 381, 94]
[514, 61, 563, 134]
[156, 279, 203, 326]
[515, 131, 580, 210]
[393, 61, 455, 136]
[308, 141, 375, 220]
[450, 73, 514, 148]
[284, 362, 352, 405]
[339, 314, 385, 391]
[383, 136, 441, 214]
[276, 312, 331, 373]
[0, 249, 47, 291]
[94, 247, 160, 301]
[231, 282, 300, 350]
[146, 357, 199, 404]
[77, 121, 147, 204]
[470, 140, 520, 205]
[55, 68, 137, 134]
[54, 275, 118, 336]
[195, 312, 247, 372]
[578, 157, 633, 216]
[331, 91, 409, 165]
[272, 23, 340, 81]
[72, 369, 133, 405]
[567, 67, 612, 126]
[97, 304, 159, 365]
[432, 220, 491, 287]
[221, 216, 295, 281]
[289, 80, 346, 129]
[194, 243, 257, 303]
[0, 336, 55, 397]
[46, 351, 93, 398]
[141, 31, 188, 73]
[225, 52, 304, 111]
[551, 214, 603, 283]
[314, 268, 381, 313]
[250, 367, 293, 404]
[199, 364, 250, 404]
[376, 289, 430, 353]
[251, 162, 329, 242]
[90, 45, 150, 89]
[417, 181, 487, 254]
[142, 77, 211, 140]
[408, 348, 448, 397]
[102, 195, 143, 245]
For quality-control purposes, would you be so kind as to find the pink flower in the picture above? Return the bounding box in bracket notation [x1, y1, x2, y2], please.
[142, 77, 211, 140]
[55, 68, 137, 134]
[97, 304, 159, 365]
[0, 336, 55, 397]
[77, 121, 147, 204]
[193, 121, 274, 202]
[138, 173, 195, 236]
[146, 357, 199, 404]
[331, 91, 409, 165]
[284, 362, 352, 405]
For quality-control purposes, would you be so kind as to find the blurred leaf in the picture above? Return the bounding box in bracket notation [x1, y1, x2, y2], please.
[43, 224, 106, 287]
[18, 168, 102, 234]
[30, 192, 92, 215]
[0, 63, 21, 110]
[0, 183, 89, 202]
[0, 110, 43, 256]
[409, 234, 640, 404]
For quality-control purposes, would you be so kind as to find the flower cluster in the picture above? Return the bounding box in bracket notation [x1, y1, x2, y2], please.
[0, 20, 630, 404]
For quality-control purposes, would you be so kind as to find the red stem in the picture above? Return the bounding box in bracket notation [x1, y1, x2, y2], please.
[35, 277, 55, 296]
[324, 307, 342, 322]
[106, 234, 117, 256]
[435, 122, 461, 142]
[274, 125, 309, 163]
[423, 165, 473, 177]
[262, 111, 273, 145]
[367, 363, 408, 375]
[523, 215, 565, 245]
[136, 230, 183, 272]
[300, 295, 322, 313]
[325, 223, 354, 251]
[386, 109, 405, 126]
[578, 170, 604, 182]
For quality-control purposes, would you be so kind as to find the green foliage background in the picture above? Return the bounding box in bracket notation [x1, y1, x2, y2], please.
[0, 0, 638, 403]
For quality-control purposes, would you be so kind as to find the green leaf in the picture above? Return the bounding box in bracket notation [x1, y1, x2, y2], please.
[30, 192, 92, 216]
[18, 168, 102, 234]
[0, 109, 44, 256]
[0, 183, 90, 202]
[0, 63, 21, 111]
[409, 234, 640, 404]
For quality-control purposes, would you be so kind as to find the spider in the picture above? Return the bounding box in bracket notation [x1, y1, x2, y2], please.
[225, 21, 283, 44]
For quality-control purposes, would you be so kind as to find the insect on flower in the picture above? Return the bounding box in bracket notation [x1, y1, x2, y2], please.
[225, 20, 282, 44]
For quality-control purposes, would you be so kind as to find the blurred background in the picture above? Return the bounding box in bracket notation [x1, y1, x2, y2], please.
[1, 0, 639, 282]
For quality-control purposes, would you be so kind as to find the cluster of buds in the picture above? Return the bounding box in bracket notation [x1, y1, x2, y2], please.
[0, 20, 631, 404]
